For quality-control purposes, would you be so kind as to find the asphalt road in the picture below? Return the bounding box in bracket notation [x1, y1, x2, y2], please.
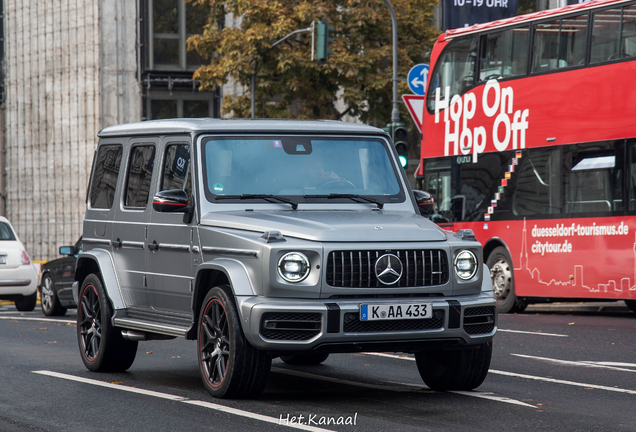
[1, 302, 635, 432]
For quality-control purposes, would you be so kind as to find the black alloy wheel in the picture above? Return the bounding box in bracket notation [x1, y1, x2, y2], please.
[77, 274, 137, 372]
[40, 273, 67, 316]
[200, 296, 231, 388]
[198, 286, 271, 399]
[79, 281, 102, 363]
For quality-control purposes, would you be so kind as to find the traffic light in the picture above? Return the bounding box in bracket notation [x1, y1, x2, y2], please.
[315, 19, 334, 63]
[392, 123, 409, 168]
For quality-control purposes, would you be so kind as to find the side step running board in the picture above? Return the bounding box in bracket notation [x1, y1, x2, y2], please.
[113, 317, 190, 338]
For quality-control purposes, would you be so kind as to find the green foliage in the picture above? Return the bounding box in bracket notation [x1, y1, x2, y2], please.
[186, 0, 439, 122]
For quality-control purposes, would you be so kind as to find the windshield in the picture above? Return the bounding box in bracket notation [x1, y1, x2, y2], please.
[201, 136, 403, 204]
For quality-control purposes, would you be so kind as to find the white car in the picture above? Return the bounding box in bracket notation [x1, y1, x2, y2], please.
[0, 216, 38, 311]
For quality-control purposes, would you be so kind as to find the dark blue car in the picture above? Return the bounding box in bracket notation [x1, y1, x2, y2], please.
[38, 238, 81, 316]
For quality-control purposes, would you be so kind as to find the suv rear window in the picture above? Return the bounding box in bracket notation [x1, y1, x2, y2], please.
[89, 145, 123, 209]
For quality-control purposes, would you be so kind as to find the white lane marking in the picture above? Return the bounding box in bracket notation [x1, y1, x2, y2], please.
[489, 370, 636, 395]
[498, 329, 568, 337]
[0, 316, 75, 324]
[362, 353, 536, 408]
[182, 400, 334, 431]
[450, 391, 537, 408]
[367, 352, 636, 398]
[33, 371, 187, 401]
[584, 362, 636, 368]
[511, 354, 636, 373]
[34, 370, 334, 432]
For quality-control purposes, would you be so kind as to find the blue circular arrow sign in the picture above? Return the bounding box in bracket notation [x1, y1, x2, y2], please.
[407, 64, 429, 96]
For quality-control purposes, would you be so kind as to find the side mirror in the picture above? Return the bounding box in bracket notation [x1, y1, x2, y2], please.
[153, 190, 189, 213]
[413, 190, 435, 216]
[59, 246, 74, 256]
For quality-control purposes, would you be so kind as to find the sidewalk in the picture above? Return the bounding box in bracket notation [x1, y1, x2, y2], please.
[526, 301, 633, 315]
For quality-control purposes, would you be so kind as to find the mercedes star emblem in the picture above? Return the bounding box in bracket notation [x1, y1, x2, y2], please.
[375, 253, 403, 285]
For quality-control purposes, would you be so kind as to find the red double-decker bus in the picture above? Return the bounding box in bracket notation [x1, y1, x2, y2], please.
[417, 0, 636, 313]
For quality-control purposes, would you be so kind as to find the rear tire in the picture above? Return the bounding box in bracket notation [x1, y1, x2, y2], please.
[626, 300, 636, 313]
[198, 286, 271, 399]
[40, 274, 67, 316]
[77, 274, 138, 372]
[487, 246, 526, 313]
[415, 342, 492, 391]
[280, 352, 330, 366]
[15, 292, 37, 312]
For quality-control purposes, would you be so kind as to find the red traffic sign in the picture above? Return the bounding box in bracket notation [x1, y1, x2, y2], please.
[402, 95, 426, 133]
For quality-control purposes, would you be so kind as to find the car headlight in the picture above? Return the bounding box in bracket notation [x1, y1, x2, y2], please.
[278, 252, 310, 283]
[454, 250, 477, 280]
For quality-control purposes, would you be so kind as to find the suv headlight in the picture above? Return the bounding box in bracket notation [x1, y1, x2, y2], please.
[454, 250, 477, 280]
[278, 252, 311, 283]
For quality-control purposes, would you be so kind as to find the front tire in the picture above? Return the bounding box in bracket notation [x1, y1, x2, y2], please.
[626, 300, 636, 313]
[415, 342, 492, 391]
[40, 274, 67, 316]
[15, 292, 37, 311]
[77, 274, 138, 372]
[280, 352, 330, 366]
[198, 286, 271, 399]
[487, 246, 526, 313]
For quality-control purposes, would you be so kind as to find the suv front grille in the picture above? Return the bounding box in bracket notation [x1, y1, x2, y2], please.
[343, 310, 444, 333]
[260, 312, 322, 341]
[463, 306, 495, 335]
[326, 250, 449, 288]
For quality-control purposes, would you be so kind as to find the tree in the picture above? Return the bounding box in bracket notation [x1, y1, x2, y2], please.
[187, 0, 439, 122]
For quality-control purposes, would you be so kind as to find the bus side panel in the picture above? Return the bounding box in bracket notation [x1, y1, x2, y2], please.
[447, 217, 636, 300]
[423, 61, 636, 160]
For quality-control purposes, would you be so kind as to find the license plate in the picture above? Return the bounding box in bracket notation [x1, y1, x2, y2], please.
[0, 256, 5, 264]
[360, 302, 433, 321]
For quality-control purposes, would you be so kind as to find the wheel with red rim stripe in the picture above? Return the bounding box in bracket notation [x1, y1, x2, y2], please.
[197, 286, 271, 398]
[199, 298, 231, 388]
[77, 274, 138, 372]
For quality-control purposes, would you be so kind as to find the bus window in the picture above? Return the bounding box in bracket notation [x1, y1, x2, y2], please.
[565, 146, 623, 214]
[426, 35, 479, 112]
[591, 5, 636, 63]
[512, 148, 562, 216]
[532, 14, 588, 72]
[479, 26, 530, 80]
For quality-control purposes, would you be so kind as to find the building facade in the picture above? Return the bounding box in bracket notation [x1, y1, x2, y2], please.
[2, 0, 221, 261]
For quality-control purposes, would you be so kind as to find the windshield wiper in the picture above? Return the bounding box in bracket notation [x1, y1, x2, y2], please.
[304, 193, 384, 209]
[215, 194, 298, 210]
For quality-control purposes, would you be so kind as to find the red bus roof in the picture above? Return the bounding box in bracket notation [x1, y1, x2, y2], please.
[445, 0, 631, 39]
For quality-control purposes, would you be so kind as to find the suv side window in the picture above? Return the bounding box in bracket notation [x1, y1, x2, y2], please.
[89, 144, 123, 209]
[124, 144, 156, 208]
[160, 143, 191, 196]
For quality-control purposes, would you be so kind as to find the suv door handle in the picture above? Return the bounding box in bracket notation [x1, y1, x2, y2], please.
[148, 241, 159, 251]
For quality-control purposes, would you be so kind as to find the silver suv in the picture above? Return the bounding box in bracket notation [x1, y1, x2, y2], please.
[73, 119, 497, 398]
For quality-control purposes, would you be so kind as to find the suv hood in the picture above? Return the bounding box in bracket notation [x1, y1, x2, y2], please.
[199, 210, 447, 242]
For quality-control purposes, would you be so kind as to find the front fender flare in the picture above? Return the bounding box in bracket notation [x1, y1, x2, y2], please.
[195, 258, 256, 297]
[74, 249, 125, 311]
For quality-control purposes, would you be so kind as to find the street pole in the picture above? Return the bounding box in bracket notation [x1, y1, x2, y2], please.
[250, 25, 313, 119]
[383, 0, 399, 124]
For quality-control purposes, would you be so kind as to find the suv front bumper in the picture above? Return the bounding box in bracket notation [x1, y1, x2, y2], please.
[237, 291, 497, 353]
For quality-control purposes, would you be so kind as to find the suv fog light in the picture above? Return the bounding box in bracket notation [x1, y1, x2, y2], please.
[454, 250, 477, 280]
[278, 252, 310, 283]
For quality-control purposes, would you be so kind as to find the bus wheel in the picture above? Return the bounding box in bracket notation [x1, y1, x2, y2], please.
[487, 247, 525, 313]
[625, 300, 636, 313]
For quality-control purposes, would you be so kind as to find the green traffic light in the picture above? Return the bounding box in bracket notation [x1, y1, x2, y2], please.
[399, 155, 408, 168]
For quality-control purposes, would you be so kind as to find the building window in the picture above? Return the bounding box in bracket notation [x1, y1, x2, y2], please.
[147, 91, 218, 119]
[149, 0, 210, 71]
